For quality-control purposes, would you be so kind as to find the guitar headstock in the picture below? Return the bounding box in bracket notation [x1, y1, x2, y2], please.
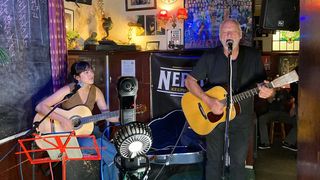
[271, 70, 299, 88]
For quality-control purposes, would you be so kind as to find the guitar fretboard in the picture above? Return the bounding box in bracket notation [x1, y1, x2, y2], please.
[232, 83, 273, 103]
[79, 111, 119, 124]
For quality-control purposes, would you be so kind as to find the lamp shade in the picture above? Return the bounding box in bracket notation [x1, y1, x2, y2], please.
[158, 9, 169, 20]
[177, 8, 188, 20]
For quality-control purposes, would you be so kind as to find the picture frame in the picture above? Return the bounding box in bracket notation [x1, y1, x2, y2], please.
[64, 8, 74, 31]
[146, 15, 156, 36]
[184, 0, 253, 49]
[146, 41, 160, 51]
[279, 56, 299, 76]
[125, 0, 157, 11]
[167, 28, 181, 49]
[136, 15, 146, 36]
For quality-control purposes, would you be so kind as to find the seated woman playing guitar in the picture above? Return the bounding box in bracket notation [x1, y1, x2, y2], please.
[35, 61, 119, 180]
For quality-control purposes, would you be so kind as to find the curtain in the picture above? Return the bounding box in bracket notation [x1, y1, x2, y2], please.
[48, 0, 67, 92]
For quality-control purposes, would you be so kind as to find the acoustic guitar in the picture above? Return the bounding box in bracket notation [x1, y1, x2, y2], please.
[181, 70, 299, 135]
[33, 104, 147, 149]
[33, 105, 119, 136]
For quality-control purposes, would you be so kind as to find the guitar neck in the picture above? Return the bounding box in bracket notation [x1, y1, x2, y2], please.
[79, 111, 119, 124]
[232, 83, 273, 103]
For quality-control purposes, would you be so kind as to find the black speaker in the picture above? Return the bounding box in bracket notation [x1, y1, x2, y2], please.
[117, 77, 138, 125]
[260, 0, 299, 31]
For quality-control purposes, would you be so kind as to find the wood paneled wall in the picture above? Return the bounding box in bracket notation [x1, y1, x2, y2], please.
[0, 139, 58, 180]
[298, 0, 320, 179]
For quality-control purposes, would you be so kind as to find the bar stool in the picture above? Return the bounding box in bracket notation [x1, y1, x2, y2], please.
[269, 120, 286, 144]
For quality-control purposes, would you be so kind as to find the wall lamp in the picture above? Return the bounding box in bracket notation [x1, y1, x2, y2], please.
[157, 8, 188, 28]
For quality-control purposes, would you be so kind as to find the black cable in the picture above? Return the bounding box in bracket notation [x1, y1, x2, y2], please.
[19, 145, 24, 180]
[139, 154, 150, 180]
[0, 142, 19, 162]
[153, 120, 188, 180]
[100, 122, 116, 180]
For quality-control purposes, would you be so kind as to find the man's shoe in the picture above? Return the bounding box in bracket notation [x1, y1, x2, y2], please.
[282, 142, 297, 152]
[258, 144, 271, 149]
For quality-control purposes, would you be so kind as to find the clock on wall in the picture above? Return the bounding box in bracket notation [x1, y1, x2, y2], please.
[161, 0, 177, 4]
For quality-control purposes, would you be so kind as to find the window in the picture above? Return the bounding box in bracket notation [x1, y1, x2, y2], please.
[272, 30, 300, 51]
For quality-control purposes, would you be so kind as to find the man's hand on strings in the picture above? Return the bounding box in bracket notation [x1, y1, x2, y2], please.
[202, 95, 224, 115]
[258, 80, 275, 99]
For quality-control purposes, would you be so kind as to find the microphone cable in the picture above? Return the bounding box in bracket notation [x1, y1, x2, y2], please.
[151, 110, 188, 180]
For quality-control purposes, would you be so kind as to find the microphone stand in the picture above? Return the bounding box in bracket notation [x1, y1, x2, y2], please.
[30, 83, 82, 135]
[222, 49, 232, 179]
[29, 92, 74, 135]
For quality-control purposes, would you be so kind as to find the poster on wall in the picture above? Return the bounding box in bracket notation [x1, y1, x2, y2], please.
[184, 0, 253, 49]
[151, 53, 201, 118]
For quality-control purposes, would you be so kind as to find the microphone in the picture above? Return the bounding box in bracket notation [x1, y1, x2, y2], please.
[64, 82, 83, 99]
[226, 39, 233, 52]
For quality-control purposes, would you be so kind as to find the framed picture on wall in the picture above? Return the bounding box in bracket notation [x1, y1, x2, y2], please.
[279, 56, 299, 76]
[64, 8, 74, 31]
[146, 15, 156, 35]
[146, 41, 160, 50]
[184, 0, 253, 49]
[135, 15, 146, 36]
[125, 0, 157, 11]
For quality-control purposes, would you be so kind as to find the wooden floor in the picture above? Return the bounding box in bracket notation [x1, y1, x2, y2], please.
[148, 139, 297, 180]
[0, 137, 296, 180]
[255, 139, 297, 180]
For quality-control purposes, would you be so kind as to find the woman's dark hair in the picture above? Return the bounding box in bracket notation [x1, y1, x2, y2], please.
[68, 61, 91, 83]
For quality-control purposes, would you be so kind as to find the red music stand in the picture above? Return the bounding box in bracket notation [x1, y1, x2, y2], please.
[17, 132, 101, 180]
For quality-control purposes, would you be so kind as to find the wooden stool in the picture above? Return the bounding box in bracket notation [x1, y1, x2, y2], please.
[269, 121, 286, 144]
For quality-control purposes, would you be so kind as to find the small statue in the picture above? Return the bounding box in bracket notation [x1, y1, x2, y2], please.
[102, 17, 113, 40]
[84, 32, 98, 46]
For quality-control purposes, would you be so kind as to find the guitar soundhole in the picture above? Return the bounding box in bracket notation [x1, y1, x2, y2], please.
[207, 112, 222, 123]
[71, 116, 81, 129]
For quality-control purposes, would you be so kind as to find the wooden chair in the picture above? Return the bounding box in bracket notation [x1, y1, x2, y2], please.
[269, 120, 286, 144]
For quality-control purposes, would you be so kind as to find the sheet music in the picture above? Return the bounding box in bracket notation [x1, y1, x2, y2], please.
[38, 133, 83, 160]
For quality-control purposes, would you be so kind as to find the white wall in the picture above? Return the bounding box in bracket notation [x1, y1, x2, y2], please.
[64, 1, 106, 49]
[64, 0, 272, 51]
[104, 0, 184, 50]
[64, 0, 185, 50]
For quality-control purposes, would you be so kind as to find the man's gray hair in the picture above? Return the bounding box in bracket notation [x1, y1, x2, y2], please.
[219, 19, 242, 34]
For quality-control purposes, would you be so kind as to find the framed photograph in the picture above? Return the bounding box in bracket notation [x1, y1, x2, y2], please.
[146, 41, 160, 50]
[126, 0, 157, 11]
[146, 15, 156, 36]
[136, 15, 145, 36]
[64, 8, 74, 31]
[167, 28, 181, 49]
[279, 56, 299, 76]
[156, 18, 165, 35]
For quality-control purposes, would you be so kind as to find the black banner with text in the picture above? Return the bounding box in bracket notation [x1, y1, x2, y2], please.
[151, 53, 202, 118]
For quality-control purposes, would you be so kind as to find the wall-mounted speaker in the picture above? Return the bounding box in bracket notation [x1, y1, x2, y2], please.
[260, 0, 299, 31]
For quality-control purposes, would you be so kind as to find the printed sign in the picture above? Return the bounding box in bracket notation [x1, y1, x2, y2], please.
[151, 53, 202, 117]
